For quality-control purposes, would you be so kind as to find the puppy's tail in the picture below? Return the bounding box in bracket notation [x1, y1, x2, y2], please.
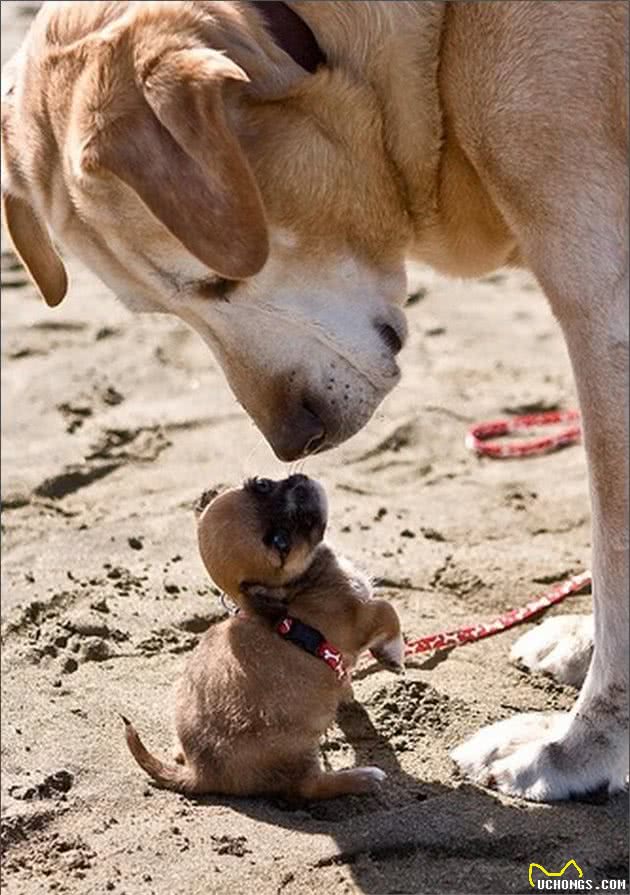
[121, 716, 199, 793]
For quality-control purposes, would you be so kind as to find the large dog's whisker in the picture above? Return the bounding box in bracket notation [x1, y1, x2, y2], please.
[240, 432, 269, 477]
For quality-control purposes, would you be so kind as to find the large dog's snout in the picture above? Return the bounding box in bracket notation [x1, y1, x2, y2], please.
[269, 403, 326, 461]
[214, 287, 408, 462]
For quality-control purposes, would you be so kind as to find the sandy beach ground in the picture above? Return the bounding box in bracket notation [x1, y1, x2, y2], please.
[1, 3, 628, 894]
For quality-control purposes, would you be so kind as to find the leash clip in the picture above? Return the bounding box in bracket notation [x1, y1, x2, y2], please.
[220, 592, 239, 616]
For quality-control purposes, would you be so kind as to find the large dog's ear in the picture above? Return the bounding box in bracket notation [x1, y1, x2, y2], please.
[78, 45, 269, 280]
[1, 57, 68, 308]
[1, 193, 69, 307]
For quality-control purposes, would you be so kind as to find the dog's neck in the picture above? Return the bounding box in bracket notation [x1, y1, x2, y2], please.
[285, 3, 515, 277]
[287, 1, 446, 224]
[278, 544, 371, 659]
[286, 544, 368, 599]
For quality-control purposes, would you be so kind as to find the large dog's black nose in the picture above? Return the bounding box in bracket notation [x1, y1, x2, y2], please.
[375, 321, 404, 354]
[374, 307, 408, 355]
[271, 404, 326, 461]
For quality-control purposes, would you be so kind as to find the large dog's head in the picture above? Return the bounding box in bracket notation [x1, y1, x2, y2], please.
[1, 1, 412, 459]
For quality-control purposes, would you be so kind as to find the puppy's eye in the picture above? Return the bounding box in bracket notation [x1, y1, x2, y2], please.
[252, 477, 274, 495]
[269, 529, 291, 554]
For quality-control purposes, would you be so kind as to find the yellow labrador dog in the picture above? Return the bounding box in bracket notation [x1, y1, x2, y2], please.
[1, 1, 627, 802]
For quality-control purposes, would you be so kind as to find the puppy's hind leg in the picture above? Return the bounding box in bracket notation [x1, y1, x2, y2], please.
[295, 766, 387, 800]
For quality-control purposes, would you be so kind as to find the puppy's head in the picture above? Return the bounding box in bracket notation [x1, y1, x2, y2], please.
[1, 1, 410, 460]
[197, 474, 327, 599]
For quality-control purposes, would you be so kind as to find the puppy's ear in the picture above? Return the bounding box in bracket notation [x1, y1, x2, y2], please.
[1, 194, 68, 307]
[194, 487, 220, 517]
[77, 45, 269, 280]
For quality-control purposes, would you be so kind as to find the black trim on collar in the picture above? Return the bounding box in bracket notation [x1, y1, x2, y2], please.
[253, 2, 326, 74]
[276, 616, 346, 680]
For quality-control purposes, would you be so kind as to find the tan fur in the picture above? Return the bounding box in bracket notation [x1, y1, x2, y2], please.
[2, 0, 627, 801]
[124, 478, 403, 799]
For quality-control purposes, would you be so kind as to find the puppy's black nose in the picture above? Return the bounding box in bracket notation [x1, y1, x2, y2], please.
[288, 473, 309, 490]
[284, 475, 326, 533]
[271, 405, 326, 462]
[288, 474, 310, 501]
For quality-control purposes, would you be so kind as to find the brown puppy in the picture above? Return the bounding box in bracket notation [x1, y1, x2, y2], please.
[124, 475, 403, 799]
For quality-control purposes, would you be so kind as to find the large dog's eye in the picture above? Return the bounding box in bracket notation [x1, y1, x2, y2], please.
[197, 277, 239, 300]
[269, 529, 291, 554]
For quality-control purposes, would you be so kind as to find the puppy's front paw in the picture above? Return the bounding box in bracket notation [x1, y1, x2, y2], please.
[370, 652, 404, 673]
[370, 635, 405, 673]
[240, 582, 289, 620]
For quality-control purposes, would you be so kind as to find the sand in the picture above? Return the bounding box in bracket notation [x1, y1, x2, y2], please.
[1, 3, 628, 894]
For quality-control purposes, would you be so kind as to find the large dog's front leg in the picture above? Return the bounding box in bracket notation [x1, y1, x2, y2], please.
[454, 254, 629, 801]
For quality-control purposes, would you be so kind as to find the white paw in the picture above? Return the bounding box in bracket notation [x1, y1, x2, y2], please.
[371, 635, 405, 671]
[451, 711, 627, 802]
[511, 615, 593, 687]
[356, 766, 387, 791]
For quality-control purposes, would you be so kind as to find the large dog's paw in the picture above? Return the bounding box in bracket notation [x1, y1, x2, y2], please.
[451, 711, 627, 802]
[510, 615, 593, 687]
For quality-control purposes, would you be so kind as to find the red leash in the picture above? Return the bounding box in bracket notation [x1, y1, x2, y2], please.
[404, 571, 591, 657]
[465, 409, 582, 458]
[397, 410, 591, 660]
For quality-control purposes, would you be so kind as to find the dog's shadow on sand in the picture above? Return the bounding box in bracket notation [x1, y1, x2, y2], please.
[183, 697, 629, 894]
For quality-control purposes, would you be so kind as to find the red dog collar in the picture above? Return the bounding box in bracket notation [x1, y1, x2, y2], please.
[276, 616, 346, 681]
